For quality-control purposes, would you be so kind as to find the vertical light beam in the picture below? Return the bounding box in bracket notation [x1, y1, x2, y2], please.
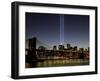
[60, 15, 64, 45]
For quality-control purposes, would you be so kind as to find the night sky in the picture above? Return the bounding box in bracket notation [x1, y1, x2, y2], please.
[26, 12, 89, 49]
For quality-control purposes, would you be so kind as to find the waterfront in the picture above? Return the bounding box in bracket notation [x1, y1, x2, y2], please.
[25, 38, 89, 68]
[26, 59, 89, 68]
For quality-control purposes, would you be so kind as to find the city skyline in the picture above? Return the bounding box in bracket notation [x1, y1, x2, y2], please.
[26, 13, 89, 49]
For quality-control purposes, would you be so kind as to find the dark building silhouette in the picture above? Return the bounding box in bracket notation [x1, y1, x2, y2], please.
[38, 46, 46, 50]
[67, 44, 71, 49]
[88, 47, 89, 52]
[53, 45, 57, 50]
[73, 46, 77, 51]
[58, 45, 64, 50]
[79, 48, 84, 59]
[79, 48, 84, 52]
[28, 37, 36, 50]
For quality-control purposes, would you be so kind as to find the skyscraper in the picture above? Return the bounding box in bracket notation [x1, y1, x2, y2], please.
[67, 44, 71, 49]
[73, 46, 77, 51]
[53, 45, 57, 50]
[59, 45, 64, 50]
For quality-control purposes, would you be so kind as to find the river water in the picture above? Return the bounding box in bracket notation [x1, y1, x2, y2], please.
[26, 59, 89, 68]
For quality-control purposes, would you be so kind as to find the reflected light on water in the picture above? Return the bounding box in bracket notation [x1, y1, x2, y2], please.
[34, 59, 89, 68]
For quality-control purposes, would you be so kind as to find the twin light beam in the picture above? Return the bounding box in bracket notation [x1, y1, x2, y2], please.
[60, 15, 64, 45]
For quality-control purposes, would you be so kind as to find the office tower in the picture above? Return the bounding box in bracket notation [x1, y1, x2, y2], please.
[73, 46, 77, 51]
[59, 45, 64, 50]
[53, 45, 57, 50]
[67, 44, 71, 49]
[88, 47, 89, 52]
[79, 48, 84, 52]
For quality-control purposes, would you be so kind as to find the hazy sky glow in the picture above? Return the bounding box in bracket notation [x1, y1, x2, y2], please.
[26, 13, 89, 49]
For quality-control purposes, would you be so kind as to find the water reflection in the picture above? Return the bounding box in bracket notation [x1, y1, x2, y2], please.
[26, 59, 89, 68]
